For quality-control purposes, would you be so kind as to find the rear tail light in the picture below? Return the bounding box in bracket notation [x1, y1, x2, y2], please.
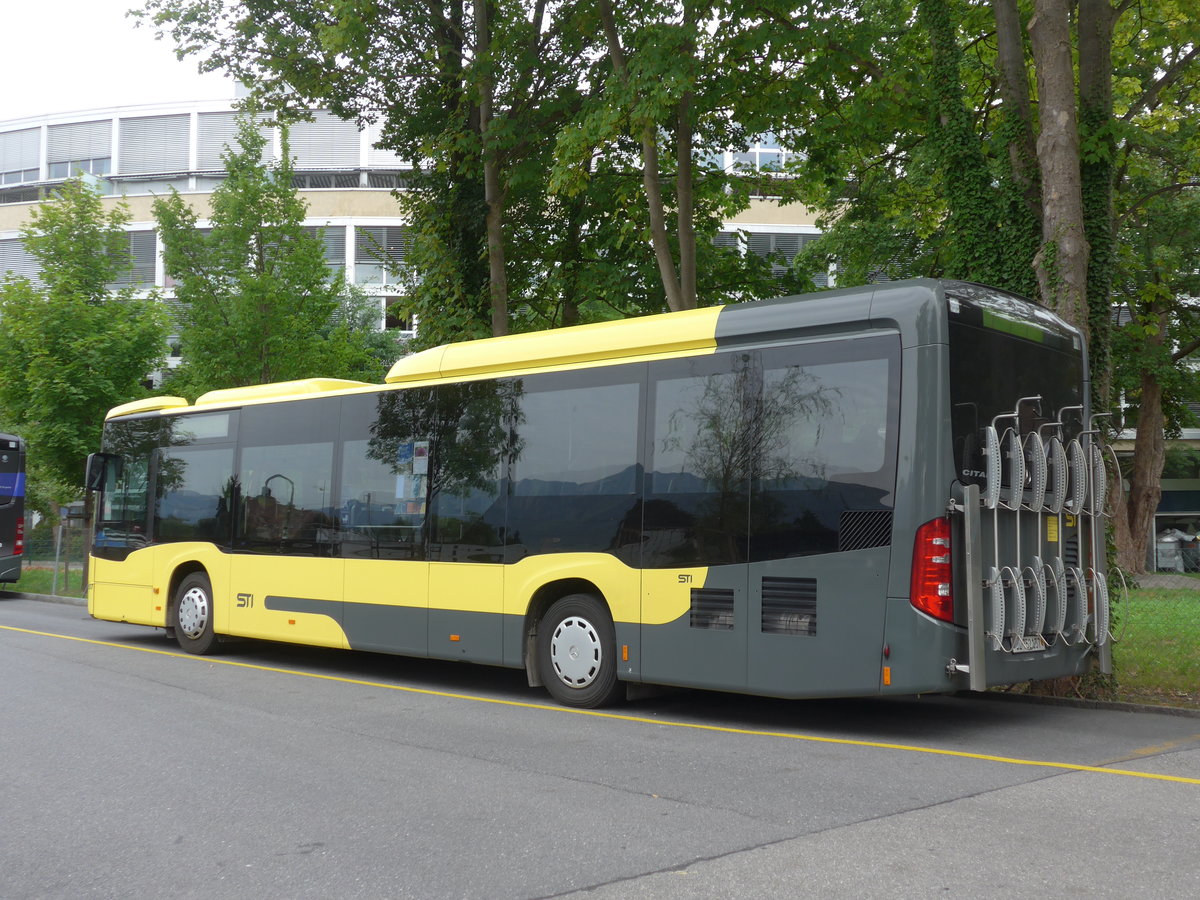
[14, 519, 24, 556]
[911, 517, 953, 622]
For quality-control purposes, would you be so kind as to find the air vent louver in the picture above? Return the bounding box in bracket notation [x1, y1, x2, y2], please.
[761, 577, 817, 636]
[690, 588, 735, 630]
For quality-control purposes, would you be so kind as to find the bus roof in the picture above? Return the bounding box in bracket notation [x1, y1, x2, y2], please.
[104, 279, 1072, 421]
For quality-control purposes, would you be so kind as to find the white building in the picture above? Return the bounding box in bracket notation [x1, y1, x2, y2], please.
[0, 100, 822, 352]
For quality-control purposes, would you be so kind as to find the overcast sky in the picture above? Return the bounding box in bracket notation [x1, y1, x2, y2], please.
[1, 0, 236, 122]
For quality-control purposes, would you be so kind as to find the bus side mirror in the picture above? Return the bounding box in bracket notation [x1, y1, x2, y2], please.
[85, 453, 121, 491]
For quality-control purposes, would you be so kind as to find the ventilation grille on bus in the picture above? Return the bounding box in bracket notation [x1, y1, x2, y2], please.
[1064, 534, 1080, 606]
[1064, 534, 1079, 568]
[690, 588, 735, 630]
[761, 577, 817, 636]
[838, 510, 893, 552]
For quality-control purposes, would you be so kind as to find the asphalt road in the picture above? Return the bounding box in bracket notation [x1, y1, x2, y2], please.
[2, 594, 1198, 899]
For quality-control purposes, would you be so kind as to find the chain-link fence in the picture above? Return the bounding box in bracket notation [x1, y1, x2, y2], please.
[1110, 571, 1200, 708]
[17, 527, 89, 598]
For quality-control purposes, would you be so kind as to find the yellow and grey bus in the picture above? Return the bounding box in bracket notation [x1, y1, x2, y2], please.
[86, 279, 1111, 707]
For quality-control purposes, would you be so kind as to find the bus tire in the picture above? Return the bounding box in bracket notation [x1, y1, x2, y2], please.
[173, 572, 218, 655]
[537, 593, 621, 708]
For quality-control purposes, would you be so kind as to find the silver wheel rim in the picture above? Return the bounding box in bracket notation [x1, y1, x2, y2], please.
[178, 586, 210, 640]
[549, 616, 602, 688]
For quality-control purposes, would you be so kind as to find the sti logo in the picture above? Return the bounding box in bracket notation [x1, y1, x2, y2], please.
[236, 593, 254, 609]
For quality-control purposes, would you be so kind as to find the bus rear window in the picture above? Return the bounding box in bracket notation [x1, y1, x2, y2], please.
[949, 320, 1084, 487]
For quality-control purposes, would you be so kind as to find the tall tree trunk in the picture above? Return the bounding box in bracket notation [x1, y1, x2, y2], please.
[475, 0, 509, 336]
[436, 3, 489, 333]
[674, 1, 698, 310]
[990, 0, 1042, 222]
[1123, 312, 1170, 573]
[676, 92, 697, 310]
[1077, 0, 1117, 409]
[1028, 0, 1090, 336]
[597, 0, 685, 311]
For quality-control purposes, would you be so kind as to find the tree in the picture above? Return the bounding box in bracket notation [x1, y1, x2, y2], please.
[0, 177, 168, 503]
[153, 114, 391, 397]
[1108, 8, 1200, 569]
[141, 0, 592, 338]
[771, 0, 1200, 571]
[142, 0, 804, 338]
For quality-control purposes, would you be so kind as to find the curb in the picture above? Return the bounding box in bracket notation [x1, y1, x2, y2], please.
[963, 687, 1200, 719]
[0, 589, 87, 608]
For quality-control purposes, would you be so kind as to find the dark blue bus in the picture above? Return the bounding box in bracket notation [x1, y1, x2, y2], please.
[0, 433, 26, 583]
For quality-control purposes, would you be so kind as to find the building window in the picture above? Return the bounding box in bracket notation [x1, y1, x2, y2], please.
[48, 157, 111, 179]
[290, 111, 361, 169]
[119, 114, 190, 176]
[0, 127, 40, 183]
[293, 172, 361, 189]
[367, 172, 414, 190]
[303, 225, 347, 279]
[355, 225, 410, 285]
[0, 237, 41, 282]
[1, 168, 39, 185]
[384, 297, 416, 334]
[108, 230, 158, 288]
[0, 187, 41, 205]
[744, 231, 826, 285]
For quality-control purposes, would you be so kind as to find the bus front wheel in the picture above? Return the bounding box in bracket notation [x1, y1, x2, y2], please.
[173, 572, 218, 655]
[536, 594, 621, 708]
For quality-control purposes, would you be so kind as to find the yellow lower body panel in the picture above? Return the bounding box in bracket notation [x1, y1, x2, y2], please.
[90, 581, 157, 626]
[226, 555, 347, 649]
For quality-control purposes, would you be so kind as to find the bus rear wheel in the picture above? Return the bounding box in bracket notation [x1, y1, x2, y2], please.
[173, 572, 218, 655]
[537, 594, 621, 708]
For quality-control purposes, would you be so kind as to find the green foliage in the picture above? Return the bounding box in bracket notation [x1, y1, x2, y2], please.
[0, 178, 168, 508]
[154, 114, 391, 396]
[768, 0, 1045, 296]
[1107, 3, 1200, 436]
[141, 0, 816, 334]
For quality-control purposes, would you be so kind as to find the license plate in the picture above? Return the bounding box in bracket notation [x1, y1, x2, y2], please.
[1011, 634, 1047, 653]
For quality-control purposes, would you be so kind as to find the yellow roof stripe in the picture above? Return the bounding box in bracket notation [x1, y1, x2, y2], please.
[106, 396, 191, 417]
[194, 378, 371, 407]
[386, 306, 722, 384]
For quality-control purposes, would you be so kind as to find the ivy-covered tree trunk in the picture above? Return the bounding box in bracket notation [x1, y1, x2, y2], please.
[1077, 0, 1117, 409]
[991, 0, 1041, 222]
[1028, 0, 1091, 336]
[921, 0, 1003, 283]
[989, 0, 1043, 299]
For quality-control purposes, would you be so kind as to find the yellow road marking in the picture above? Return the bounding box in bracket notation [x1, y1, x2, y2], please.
[6, 623, 1200, 787]
[1129, 735, 1200, 757]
